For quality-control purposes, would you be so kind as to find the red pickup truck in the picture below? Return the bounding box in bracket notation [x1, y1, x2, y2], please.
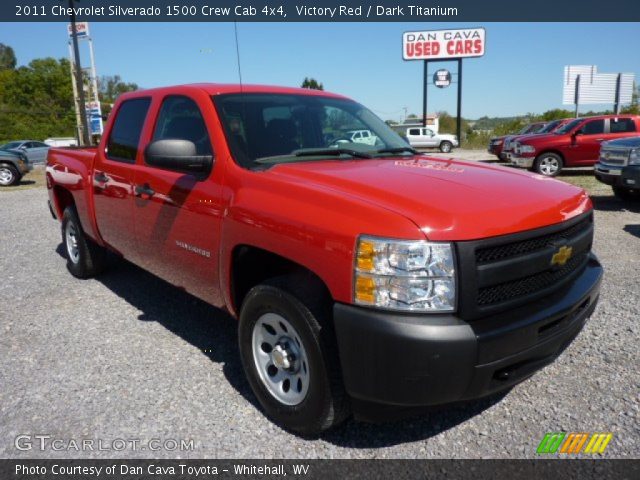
[510, 114, 640, 176]
[46, 84, 602, 434]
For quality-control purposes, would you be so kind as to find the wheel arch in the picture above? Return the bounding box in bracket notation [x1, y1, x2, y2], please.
[230, 244, 333, 316]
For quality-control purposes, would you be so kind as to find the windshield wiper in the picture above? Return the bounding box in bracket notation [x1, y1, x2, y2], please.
[293, 148, 373, 159]
[375, 146, 419, 155]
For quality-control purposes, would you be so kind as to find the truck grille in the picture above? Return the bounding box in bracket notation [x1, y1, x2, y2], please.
[476, 216, 591, 263]
[477, 253, 586, 306]
[456, 212, 594, 319]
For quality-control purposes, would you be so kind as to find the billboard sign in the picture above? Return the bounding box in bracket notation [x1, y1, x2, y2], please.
[563, 65, 635, 105]
[67, 22, 89, 38]
[403, 28, 485, 60]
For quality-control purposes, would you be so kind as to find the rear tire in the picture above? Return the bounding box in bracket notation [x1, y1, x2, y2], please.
[534, 153, 563, 177]
[0, 163, 20, 186]
[238, 275, 349, 435]
[61, 206, 106, 278]
[439, 141, 453, 153]
[613, 186, 640, 201]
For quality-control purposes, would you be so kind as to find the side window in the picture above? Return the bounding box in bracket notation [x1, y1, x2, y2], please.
[582, 120, 604, 135]
[107, 97, 151, 163]
[153, 96, 212, 156]
[362, 131, 370, 138]
[610, 118, 636, 133]
[408, 128, 420, 136]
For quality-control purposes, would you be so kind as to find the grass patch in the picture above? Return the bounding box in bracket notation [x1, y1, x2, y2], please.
[554, 170, 610, 196]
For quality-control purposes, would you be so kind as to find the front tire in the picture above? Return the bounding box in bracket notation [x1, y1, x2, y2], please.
[0, 163, 20, 186]
[238, 276, 349, 435]
[439, 141, 453, 153]
[61, 206, 106, 278]
[613, 186, 640, 201]
[534, 153, 563, 176]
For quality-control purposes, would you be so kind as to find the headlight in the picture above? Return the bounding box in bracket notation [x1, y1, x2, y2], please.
[629, 148, 640, 165]
[520, 144, 536, 154]
[354, 236, 456, 312]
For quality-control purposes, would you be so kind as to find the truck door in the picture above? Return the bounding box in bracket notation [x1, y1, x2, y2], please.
[407, 128, 421, 146]
[423, 128, 438, 147]
[571, 119, 605, 165]
[133, 94, 225, 306]
[93, 97, 151, 260]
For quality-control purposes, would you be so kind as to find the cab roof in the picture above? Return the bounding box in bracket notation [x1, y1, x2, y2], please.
[121, 83, 349, 100]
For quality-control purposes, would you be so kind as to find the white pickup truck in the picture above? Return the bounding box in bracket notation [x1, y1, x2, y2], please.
[406, 127, 458, 152]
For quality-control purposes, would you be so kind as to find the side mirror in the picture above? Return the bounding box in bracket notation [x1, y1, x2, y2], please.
[573, 129, 583, 136]
[144, 139, 213, 176]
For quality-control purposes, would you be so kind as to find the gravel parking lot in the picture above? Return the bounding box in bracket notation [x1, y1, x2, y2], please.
[1, 172, 638, 459]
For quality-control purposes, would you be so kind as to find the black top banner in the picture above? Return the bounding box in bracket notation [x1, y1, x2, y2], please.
[5, 0, 640, 22]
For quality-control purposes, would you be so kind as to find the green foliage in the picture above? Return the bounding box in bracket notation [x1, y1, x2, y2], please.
[0, 57, 76, 142]
[99, 75, 139, 117]
[0, 43, 16, 70]
[301, 77, 324, 90]
[0, 45, 138, 143]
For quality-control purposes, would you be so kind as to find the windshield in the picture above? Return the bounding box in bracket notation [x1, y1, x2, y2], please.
[554, 118, 582, 134]
[212, 93, 410, 168]
[539, 120, 561, 133]
[0, 141, 23, 150]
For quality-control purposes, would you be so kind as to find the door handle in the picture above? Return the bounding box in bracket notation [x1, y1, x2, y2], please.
[595, 138, 605, 142]
[135, 183, 155, 197]
[94, 171, 109, 183]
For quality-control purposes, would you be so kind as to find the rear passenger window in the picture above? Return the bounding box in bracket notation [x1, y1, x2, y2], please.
[582, 120, 604, 135]
[408, 129, 420, 135]
[153, 96, 212, 155]
[610, 118, 636, 133]
[107, 98, 151, 163]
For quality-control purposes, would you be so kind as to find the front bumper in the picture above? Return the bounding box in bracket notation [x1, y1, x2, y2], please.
[17, 161, 32, 174]
[333, 254, 602, 409]
[511, 154, 535, 168]
[594, 163, 640, 188]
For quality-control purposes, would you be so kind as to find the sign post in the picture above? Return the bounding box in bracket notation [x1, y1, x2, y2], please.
[403, 27, 485, 145]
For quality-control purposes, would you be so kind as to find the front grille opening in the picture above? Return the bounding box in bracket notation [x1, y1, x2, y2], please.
[475, 216, 592, 264]
[538, 315, 568, 336]
[477, 253, 587, 306]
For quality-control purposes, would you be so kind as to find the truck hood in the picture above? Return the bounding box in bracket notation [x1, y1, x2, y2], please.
[603, 136, 640, 148]
[518, 133, 561, 145]
[268, 156, 590, 241]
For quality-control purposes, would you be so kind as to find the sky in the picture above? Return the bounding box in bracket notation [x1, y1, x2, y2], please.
[1, 22, 638, 121]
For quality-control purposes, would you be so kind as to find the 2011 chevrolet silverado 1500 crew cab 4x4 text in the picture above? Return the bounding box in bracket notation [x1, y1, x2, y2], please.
[46, 84, 603, 435]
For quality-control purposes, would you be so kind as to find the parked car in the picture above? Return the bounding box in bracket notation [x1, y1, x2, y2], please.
[594, 136, 640, 200]
[510, 115, 640, 176]
[500, 120, 571, 161]
[0, 149, 31, 186]
[488, 122, 547, 160]
[46, 83, 602, 434]
[406, 127, 458, 152]
[0, 140, 50, 164]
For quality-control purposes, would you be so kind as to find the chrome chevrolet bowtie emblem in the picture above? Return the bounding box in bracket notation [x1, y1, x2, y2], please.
[551, 245, 573, 266]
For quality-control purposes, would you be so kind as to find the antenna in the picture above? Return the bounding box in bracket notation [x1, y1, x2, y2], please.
[234, 21, 243, 89]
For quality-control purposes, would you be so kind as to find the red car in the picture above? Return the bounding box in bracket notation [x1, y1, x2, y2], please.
[511, 114, 640, 176]
[46, 84, 602, 434]
[488, 122, 547, 160]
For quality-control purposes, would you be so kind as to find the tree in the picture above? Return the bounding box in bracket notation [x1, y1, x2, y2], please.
[0, 57, 76, 142]
[0, 43, 16, 70]
[98, 75, 139, 117]
[301, 77, 323, 90]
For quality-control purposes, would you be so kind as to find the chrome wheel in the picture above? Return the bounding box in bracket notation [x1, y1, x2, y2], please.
[65, 221, 80, 264]
[538, 156, 560, 176]
[251, 313, 310, 406]
[0, 167, 14, 185]
[440, 142, 452, 153]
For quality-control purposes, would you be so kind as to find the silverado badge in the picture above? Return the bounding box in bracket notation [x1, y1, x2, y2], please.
[551, 245, 573, 266]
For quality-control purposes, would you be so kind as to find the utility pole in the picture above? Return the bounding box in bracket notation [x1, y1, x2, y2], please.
[68, 0, 90, 146]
